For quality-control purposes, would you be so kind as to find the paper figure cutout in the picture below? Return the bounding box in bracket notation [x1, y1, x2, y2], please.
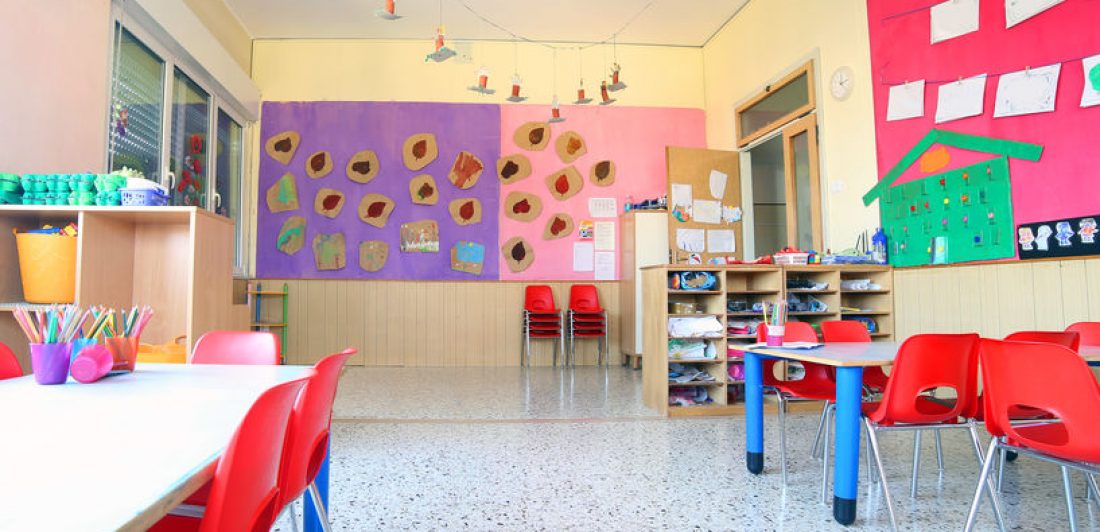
[468, 66, 495, 94]
[1079, 218, 1097, 244]
[400, 220, 439, 253]
[589, 160, 615, 186]
[266, 173, 299, 213]
[545, 166, 584, 201]
[408, 174, 439, 205]
[359, 240, 388, 272]
[599, 80, 616, 105]
[276, 216, 306, 255]
[497, 154, 532, 184]
[403, 133, 438, 170]
[578, 220, 594, 239]
[264, 130, 300, 165]
[548, 95, 565, 124]
[575, 79, 593, 104]
[555, 131, 587, 163]
[450, 241, 485, 275]
[543, 213, 575, 240]
[358, 193, 395, 228]
[1018, 227, 1035, 250]
[919, 146, 952, 173]
[608, 63, 627, 91]
[1055, 221, 1074, 246]
[448, 198, 482, 226]
[514, 122, 551, 151]
[448, 151, 484, 189]
[312, 233, 346, 271]
[346, 149, 380, 184]
[1035, 224, 1053, 251]
[305, 151, 333, 179]
[503, 191, 542, 222]
[502, 236, 535, 272]
[313, 188, 346, 218]
[426, 25, 455, 62]
[507, 74, 526, 102]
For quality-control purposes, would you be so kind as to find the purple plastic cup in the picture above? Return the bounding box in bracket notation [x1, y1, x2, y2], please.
[765, 325, 786, 347]
[70, 344, 114, 384]
[30, 342, 73, 385]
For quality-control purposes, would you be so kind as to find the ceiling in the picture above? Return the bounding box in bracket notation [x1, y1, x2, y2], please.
[223, 0, 750, 47]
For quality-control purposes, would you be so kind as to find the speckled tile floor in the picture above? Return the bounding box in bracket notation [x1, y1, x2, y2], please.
[278, 366, 1100, 531]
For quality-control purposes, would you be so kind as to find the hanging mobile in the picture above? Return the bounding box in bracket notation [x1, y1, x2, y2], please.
[607, 35, 627, 91]
[376, 0, 401, 20]
[574, 48, 592, 104]
[425, 0, 455, 62]
[548, 49, 566, 122]
[506, 43, 526, 102]
[468, 65, 495, 94]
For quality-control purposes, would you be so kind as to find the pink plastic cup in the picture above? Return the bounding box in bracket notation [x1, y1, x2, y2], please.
[30, 343, 72, 385]
[70, 344, 115, 384]
[765, 325, 786, 347]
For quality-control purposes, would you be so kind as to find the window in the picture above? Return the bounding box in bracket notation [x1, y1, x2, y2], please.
[169, 68, 210, 207]
[216, 110, 244, 268]
[736, 61, 815, 148]
[108, 27, 165, 181]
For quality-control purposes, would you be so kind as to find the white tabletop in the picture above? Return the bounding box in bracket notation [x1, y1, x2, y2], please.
[746, 342, 900, 367]
[0, 363, 311, 531]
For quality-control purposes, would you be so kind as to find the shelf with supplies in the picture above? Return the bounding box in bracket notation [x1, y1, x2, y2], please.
[248, 281, 289, 362]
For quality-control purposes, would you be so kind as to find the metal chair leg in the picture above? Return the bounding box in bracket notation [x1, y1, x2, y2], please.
[1087, 474, 1100, 512]
[821, 403, 831, 505]
[997, 446, 1007, 492]
[864, 418, 898, 530]
[777, 393, 788, 486]
[935, 429, 945, 472]
[911, 431, 922, 498]
[307, 481, 334, 532]
[967, 424, 1007, 532]
[811, 401, 830, 459]
[965, 438, 1006, 532]
[867, 423, 877, 484]
[289, 496, 302, 532]
[1063, 466, 1080, 532]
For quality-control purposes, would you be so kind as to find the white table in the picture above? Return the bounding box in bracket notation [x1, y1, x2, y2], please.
[0, 363, 311, 531]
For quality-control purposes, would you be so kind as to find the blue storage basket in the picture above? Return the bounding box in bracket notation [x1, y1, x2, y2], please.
[120, 188, 169, 207]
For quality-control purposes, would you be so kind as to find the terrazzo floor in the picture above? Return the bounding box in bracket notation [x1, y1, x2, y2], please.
[280, 366, 1100, 531]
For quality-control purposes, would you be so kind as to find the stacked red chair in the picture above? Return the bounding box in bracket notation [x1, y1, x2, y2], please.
[0, 342, 22, 380]
[190, 330, 281, 365]
[1065, 322, 1100, 346]
[567, 285, 608, 366]
[522, 286, 565, 366]
[820, 320, 889, 392]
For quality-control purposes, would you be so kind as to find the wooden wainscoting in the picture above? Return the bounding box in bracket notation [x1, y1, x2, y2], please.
[262, 280, 621, 366]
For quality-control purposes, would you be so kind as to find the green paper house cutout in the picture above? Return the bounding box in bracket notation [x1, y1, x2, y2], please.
[862, 129, 1042, 267]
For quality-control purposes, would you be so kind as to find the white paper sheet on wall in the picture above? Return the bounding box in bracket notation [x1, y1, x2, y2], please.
[1005, 0, 1064, 28]
[594, 252, 615, 280]
[675, 229, 706, 253]
[706, 230, 736, 253]
[1081, 55, 1100, 108]
[587, 197, 617, 218]
[887, 80, 926, 121]
[692, 200, 722, 224]
[573, 242, 594, 271]
[708, 169, 728, 199]
[993, 63, 1061, 118]
[931, 0, 980, 44]
[671, 183, 693, 209]
[935, 74, 987, 123]
[594, 221, 616, 251]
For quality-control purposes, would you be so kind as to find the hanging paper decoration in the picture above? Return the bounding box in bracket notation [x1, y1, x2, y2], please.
[575, 79, 592, 104]
[426, 25, 455, 62]
[376, 0, 401, 20]
[599, 80, 616, 105]
[468, 66, 495, 95]
[548, 95, 565, 124]
[506, 74, 526, 102]
[608, 62, 627, 91]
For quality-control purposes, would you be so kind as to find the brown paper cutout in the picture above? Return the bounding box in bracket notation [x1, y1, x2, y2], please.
[448, 151, 484, 189]
[359, 240, 388, 272]
[503, 191, 543, 222]
[502, 236, 535, 272]
[497, 154, 532, 184]
[448, 198, 482, 226]
[276, 216, 306, 255]
[314, 188, 346, 218]
[358, 193, 395, 228]
[403, 133, 438, 170]
[555, 131, 587, 163]
[400, 220, 440, 253]
[514, 122, 551, 151]
[346, 149, 380, 184]
[312, 233, 346, 271]
[589, 160, 616, 186]
[542, 213, 575, 240]
[545, 166, 584, 201]
[408, 174, 439, 205]
[450, 241, 485, 275]
[305, 151, 333, 179]
[266, 173, 300, 213]
[264, 130, 300, 165]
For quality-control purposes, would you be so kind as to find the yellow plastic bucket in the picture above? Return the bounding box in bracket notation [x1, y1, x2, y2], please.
[15, 233, 77, 303]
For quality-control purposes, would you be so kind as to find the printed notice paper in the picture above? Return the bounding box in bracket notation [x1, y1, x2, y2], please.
[594, 221, 615, 251]
[671, 184, 693, 210]
[994, 63, 1061, 118]
[573, 242, 594, 271]
[675, 229, 705, 253]
[1005, 0, 1064, 28]
[931, 0, 979, 44]
[587, 197, 617, 218]
[887, 80, 926, 121]
[707, 230, 736, 254]
[935, 74, 987, 123]
[1082, 55, 1100, 108]
[692, 200, 722, 225]
[594, 252, 615, 280]
[708, 169, 728, 199]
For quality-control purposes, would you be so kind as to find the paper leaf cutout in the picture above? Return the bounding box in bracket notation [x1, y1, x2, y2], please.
[264, 130, 300, 165]
[448, 151, 484, 189]
[276, 216, 307, 255]
[448, 198, 482, 226]
[314, 188, 346, 218]
[545, 166, 584, 201]
[514, 122, 551, 151]
[542, 213, 575, 240]
[403, 133, 438, 170]
[555, 131, 587, 163]
[359, 240, 388, 272]
[503, 191, 543, 222]
[450, 241, 485, 275]
[400, 220, 440, 253]
[266, 173, 300, 213]
[919, 146, 951, 174]
[305, 151, 333, 179]
[502, 236, 535, 272]
[358, 193, 395, 228]
[408, 174, 439, 205]
[589, 160, 616, 186]
[346, 149, 380, 184]
[312, 233, 346, 271]
[497, 154, 532, 184]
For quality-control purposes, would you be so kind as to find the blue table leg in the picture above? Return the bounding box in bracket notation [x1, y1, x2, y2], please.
[833, 366, 863, 526]
[745, 352, 764, 474]
[304, 440, 330, 532]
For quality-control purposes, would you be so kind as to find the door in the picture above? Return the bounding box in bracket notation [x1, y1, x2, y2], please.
[783, 114, 823, 251]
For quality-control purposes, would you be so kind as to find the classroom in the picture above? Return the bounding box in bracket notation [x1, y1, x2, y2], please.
[2, 0, 1099, 530]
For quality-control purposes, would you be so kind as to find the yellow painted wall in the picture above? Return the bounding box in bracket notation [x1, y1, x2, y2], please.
[702, 0, 880, 251]
[184, 0, 253, 72]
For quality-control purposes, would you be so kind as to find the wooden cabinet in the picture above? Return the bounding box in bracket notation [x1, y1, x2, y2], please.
[619, 211, 669, 368]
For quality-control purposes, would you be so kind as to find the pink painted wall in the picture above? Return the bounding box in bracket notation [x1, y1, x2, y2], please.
[0, 1, 111, 173]
[867, 0, 1100, 224]
[498, 105, 705, 280]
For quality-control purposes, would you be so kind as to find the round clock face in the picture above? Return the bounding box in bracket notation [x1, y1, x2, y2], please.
[831, 67, 854, 101]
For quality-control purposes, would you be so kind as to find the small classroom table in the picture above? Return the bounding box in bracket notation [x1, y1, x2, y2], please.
[0, 363, 312, 531]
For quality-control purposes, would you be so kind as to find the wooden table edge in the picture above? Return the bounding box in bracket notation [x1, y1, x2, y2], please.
[118, 453, 219, 531]
[744, 346, 894, 367]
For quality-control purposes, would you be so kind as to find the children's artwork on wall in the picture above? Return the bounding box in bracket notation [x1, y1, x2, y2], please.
[589, 160, 615, 186]
[501, 236, 534, 272]
[448, 151, 484, 190]
[346, 149, 380, 184]
[313, 188, 345, 218]
[450, 241, 485, 275]
[265, 130, 300, 165]
[359, 240, 388, 272]
[277, 216, 306, 255]
[305, 150, 333, 179]
[266, 173, 299, 213]
[545, 166, 583, 201]
[1017, 214, 1100, 260]
[400, 220, 439, 253]
[448, 198, 482, 226]
[497, 154, 531, 184]
[513, 122, 551, 151]
[408, 174, 438, 205]
[542, 213, 574, 240]
[503, 191, 542, 222]
[312, 233, 346, 270]
[402, 133, 438, 170]
[555, 131, 587, 163]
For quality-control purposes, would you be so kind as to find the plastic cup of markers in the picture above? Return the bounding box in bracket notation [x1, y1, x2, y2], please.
[30, 342, 73, 385]
[105, 336, 139, 372]
[765, 325, 786, 347]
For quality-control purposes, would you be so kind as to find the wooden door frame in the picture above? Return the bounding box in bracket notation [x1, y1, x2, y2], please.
[735, 60, 816, 148]
[782, 114, 823, 250]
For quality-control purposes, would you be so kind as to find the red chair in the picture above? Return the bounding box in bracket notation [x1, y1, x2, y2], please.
[965, 339, 1100, 531]
[567, 285, 608, 366]
[191, 331, 281, 365]
[1003, 330, 1080, 351]
[821, 320, 889, 392]
[1066, 322, 1100, 346]
[150, 372, 314, 532]
[276, 349, 356, 532]
[522, 286, 564, 366]
[0, 342, 22, 379]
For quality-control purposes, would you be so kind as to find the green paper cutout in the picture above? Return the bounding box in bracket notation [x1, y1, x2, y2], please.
[277, 216, 306, 255]
[266, 172, 300, 213]
[312, 233, 346, 270]
[1090, 63, 1100, 91]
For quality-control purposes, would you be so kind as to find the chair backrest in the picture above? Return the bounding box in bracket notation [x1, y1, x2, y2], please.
[821, 320, 872, 343]
[756, 323, 828, 384]
[1066, 322, 1100, 346]
[868, 333, 980, 425]
[979, 338, 1100, 462]
[569, 284, 603, 312]
[200, 372, 313, 532]
[191, 331, 280, 365]
[524, 285, 556, 312]
[1004, 330, 1081, 351]
[0, 342, 22, 380]
[277, 349, 356, 510]
[755, 322, 819, 343]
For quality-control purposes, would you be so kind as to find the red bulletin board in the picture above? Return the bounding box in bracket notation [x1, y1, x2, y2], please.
[866, 0, 1100, 227]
